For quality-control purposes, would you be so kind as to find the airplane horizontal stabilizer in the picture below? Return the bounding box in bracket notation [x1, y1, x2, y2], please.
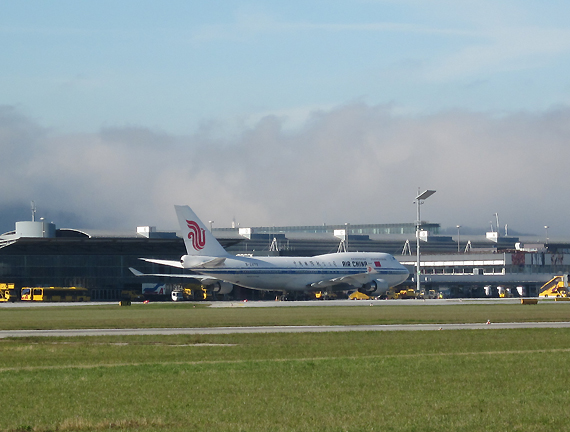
[193, 257, 226, 268]
[128, 267, 144, 276]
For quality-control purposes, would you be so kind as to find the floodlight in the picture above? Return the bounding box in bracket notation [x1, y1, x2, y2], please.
[416, 190, 436, 201]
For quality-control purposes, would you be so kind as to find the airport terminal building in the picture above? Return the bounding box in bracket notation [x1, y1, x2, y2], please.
[0, 220, 184, 300]
[1, 216, 569, 300]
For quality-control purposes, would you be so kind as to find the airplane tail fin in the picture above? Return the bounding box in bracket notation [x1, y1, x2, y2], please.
[174, 205, 228, 257]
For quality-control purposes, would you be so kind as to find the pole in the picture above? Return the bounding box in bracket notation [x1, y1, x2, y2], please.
[456, 225, 461, 253]
[415, 190, 436, 294]
[416, 198, 421, 293]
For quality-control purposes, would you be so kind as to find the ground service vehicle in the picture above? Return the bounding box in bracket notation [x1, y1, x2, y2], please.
[349, 291, 371, 300]
[20, 287, 90, 302]
[387, 288, 416, 299]
[0, 283, 17, 302]
[120, 289, 144, 302]
[171, 290, 184, 301]
[539, 275, 569, 298]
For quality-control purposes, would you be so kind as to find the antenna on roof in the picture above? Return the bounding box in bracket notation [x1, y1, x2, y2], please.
[31, 201, 36, 222]
[269, 237, 280, 252]
[402, 239, 412, 255]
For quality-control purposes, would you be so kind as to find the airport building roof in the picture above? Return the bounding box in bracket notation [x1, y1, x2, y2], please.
[216, 222, 440, 236]
[1, 217, 569, 257]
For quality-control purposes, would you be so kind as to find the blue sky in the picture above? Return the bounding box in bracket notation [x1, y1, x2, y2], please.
[2, 1, 570, 238]
[4, 1, 570, 133]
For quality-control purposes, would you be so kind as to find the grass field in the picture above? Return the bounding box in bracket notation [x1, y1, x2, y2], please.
[0, 301, 569, 330]
[1, 302, 570, 431]
[2, 329, 570, 431]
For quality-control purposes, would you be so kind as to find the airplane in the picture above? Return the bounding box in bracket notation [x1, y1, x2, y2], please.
[130, 205, 410, 297]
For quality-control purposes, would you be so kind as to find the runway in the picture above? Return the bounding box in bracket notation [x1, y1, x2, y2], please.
[2, 321, 570, 338]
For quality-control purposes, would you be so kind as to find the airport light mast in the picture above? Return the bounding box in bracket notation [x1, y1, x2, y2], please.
[456, 225, 461, 253]
[415, 189, 436, 294]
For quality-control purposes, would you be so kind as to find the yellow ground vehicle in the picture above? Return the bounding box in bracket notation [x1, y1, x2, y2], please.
[387, 288, 417, 299]
[183, 287, 196, 299]
[20, 286, 90, 302]
[498, 286, 511, 298]
[182, 282, 206, 300]
[315, 291, 341, 300]
[349, 291, 371, 300]
[120, 289, 144, 302]
[418, 289, 438, 299]
[0, 283, 17, 302]
[539, 275, 569, 298]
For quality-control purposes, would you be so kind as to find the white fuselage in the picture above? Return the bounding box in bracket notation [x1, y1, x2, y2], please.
[185, 251, 409, 292]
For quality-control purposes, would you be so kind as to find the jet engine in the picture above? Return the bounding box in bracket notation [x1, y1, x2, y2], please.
[209, 281, 233, 295]
[358, 279, 389, 296]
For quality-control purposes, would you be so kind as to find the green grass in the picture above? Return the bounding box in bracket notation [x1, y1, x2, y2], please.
[1, 330, 570, 431]
[0, 302, 569, 330]
[1, 303, 569, 431]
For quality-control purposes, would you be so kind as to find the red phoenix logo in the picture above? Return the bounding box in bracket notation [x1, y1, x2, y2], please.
[186, 220, 206, 250]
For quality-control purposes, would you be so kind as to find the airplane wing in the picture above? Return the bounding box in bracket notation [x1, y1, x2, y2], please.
[128, 267, 219, 284]
[309, 267, 379, 289]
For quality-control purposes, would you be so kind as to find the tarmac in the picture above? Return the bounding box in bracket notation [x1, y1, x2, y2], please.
[1, 321, 570, 338]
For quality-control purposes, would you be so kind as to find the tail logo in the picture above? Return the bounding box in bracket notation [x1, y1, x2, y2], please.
[186, 220, 206, 250]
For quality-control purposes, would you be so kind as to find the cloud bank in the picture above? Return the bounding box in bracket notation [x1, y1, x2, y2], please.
[1, 103, 568, 237]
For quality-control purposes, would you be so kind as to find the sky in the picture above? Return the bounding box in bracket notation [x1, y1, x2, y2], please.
[1, 0, 570, 238]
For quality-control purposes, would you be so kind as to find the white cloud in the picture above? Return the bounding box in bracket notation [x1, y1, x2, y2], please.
[1, 103, 569, 237]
